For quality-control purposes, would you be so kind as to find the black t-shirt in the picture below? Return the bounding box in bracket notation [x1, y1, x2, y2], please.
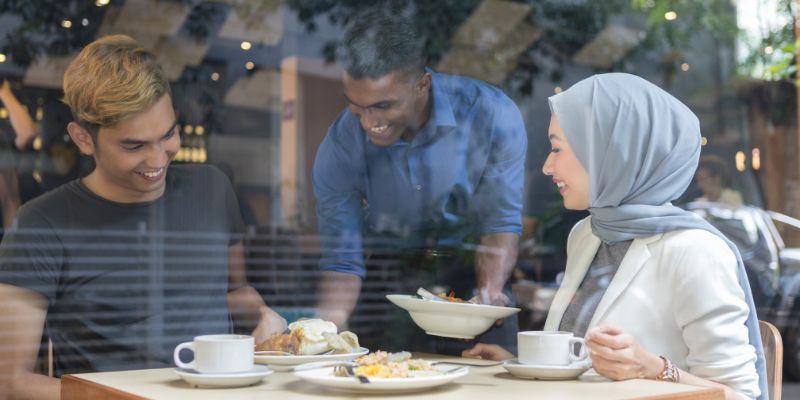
[0, 164, 245, 376]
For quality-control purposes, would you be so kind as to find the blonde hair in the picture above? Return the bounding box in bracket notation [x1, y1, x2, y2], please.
[63, 35, 171, 134]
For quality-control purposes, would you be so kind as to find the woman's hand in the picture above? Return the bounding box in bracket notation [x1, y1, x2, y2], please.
[585, 324, 664, 381]
[462, 343, 514, 361]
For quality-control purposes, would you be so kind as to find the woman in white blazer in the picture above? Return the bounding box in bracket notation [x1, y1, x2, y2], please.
[463, 73, 764, 400]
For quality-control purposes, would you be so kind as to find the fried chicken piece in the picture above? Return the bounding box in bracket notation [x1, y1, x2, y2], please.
[255, 330, 302, 354]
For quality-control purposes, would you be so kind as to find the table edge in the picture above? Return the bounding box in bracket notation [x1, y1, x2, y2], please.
[629, 386, 724, 400]
[62, 374, 149, 400]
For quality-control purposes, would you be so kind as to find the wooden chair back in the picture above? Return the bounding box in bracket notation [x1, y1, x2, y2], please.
[759, 320, 782, 400]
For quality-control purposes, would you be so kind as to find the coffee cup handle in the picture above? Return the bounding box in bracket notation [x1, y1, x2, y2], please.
[569, 337, 588, 362]
[173, 342, 195, 370]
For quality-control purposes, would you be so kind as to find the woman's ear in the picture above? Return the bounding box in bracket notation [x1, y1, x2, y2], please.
[67, 122, 97, 157]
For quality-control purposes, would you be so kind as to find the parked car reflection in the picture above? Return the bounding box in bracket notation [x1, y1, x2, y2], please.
[684, 202, 800, 381]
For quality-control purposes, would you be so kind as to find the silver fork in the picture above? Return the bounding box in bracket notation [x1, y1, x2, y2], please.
[333, 364, 370, 383]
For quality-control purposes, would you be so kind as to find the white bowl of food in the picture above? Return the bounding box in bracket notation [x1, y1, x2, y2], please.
[386, 294, 520, 339]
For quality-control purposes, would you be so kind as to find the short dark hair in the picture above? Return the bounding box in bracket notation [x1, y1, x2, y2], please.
[338, 11, 426, 80]
[698, 154, 731, 185]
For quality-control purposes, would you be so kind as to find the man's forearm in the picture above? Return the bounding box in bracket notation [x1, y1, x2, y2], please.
[475, 232, 519, 297]
[8, 373, 60, 400]
[0, 90, 37, 150]
[227, 285, 269, 331]
[316, 271, 362, 328]
[227, 285, 286, 343]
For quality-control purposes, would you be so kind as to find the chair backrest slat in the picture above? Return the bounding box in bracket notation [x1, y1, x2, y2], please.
[759, 320, 783, 400]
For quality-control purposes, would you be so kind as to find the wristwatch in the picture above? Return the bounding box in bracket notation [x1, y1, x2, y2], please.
[656, 356, 680, 382]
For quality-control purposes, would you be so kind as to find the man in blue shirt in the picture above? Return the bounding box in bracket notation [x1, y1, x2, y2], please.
[313, 13, 526, 352]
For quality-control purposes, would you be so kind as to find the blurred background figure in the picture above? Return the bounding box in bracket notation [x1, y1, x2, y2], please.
[0, 78, 37, 230]
[694, 154, 744, 207]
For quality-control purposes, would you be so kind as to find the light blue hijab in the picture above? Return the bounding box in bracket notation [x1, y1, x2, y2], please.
[549, 73, 766, 400]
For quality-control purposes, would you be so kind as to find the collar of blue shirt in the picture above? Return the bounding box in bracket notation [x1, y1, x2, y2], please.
[401, 69, 457, 148]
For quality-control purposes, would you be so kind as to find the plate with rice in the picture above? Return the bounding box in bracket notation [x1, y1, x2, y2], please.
[294, 351, 469, 393]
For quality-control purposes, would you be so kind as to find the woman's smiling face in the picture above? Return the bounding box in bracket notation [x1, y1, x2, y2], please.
[542, 115, 590, 210]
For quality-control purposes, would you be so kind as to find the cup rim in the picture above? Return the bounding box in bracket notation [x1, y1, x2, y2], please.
[193, 334, 253, 342]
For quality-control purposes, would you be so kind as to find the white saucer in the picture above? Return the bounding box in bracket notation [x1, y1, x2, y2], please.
[502, 359, 590, 380]
[174, 365, 273, 388]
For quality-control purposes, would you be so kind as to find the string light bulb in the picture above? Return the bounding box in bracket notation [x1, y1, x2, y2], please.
[752, 148, 761, 170]
[735, 151, 746, 172]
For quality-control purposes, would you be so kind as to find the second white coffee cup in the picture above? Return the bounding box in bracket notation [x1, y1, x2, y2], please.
[173, 334, 254, 374]
[517, 331, 588, 366]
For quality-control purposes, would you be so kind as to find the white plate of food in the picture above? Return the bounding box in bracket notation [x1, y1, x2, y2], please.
[254, 318, 368, 371]
[294, 351, 468, 393]
[386, 294, 520, 339]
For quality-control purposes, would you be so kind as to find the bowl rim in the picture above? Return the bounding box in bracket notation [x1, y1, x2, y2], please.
[386, 294, 521, 319]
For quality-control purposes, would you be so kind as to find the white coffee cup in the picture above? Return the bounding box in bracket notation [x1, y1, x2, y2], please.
[173, 334, 254, 374]
[517, 331, 588, 366]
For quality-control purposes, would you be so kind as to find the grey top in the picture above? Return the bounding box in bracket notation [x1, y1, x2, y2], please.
[559, 240, 632, 337]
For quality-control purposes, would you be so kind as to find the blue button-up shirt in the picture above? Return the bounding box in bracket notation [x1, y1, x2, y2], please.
[313, 71, 527, 278]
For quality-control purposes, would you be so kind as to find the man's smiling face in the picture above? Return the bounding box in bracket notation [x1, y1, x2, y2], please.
[342, 71, 430, 146]
[78, 94, 180, 203]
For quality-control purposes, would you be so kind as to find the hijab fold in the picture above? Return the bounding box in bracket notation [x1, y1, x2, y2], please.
[549, 73, 767, 400]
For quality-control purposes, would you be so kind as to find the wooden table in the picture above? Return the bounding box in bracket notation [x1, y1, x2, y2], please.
[62, 355, 723, 400]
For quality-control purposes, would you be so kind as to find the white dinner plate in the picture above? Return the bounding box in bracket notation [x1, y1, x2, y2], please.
[294, 364, 469, 393]
[502, 359, 590, 380]
[174, 365, 273, 388]
[386, 294, 520, 339]
[255, 347, 369, 371]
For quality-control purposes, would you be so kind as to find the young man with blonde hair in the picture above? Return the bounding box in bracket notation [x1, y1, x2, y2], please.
[0, 35, 285, 400]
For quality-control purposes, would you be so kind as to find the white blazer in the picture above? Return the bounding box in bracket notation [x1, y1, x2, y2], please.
[544, 217, 759, 399]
